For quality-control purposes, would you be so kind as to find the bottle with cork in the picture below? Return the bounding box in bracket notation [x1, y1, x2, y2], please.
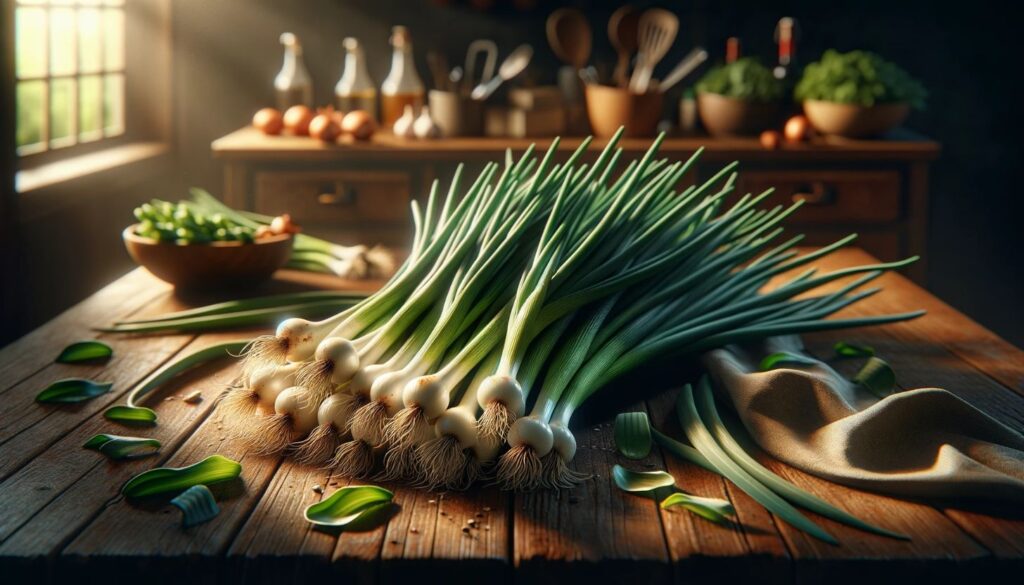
[380, 25, 425, 129]
[335, 37, 377, 119]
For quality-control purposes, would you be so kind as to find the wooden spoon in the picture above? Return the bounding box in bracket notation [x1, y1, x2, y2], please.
[546, 8, 592, 70]
[628, 8, 679, 94]
[608, 5, 639, 87]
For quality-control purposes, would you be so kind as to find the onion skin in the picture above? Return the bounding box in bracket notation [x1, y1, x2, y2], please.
[253, 108, 284, 135]
[341, 110, 376, 140]
[783, 115, 810, 143]
[283, 105, 315, 136]
[309, 113, 342, 142]
[760, 130, 782, 150]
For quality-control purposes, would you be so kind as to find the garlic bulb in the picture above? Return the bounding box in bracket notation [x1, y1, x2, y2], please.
[413, 106, 441, 139]
[392, 105, 416, 138]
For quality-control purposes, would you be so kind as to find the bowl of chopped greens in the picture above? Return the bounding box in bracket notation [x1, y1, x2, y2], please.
[795, 49, 926, 138]
[695, 57, 784, 136]
[124, 199, 296, 289]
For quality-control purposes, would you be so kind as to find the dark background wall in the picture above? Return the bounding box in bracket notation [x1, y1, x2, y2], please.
[4, 0, 1021, 347]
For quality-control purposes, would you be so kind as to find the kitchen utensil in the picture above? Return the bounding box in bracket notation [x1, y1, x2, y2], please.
[584, 84, 662, 138]
[471, 44, 533, 100]
[628, 9, 678, 94]
[463, 39, 498, 93]
[657, 47, 708, 92]
[426, 50, 449, 90]
[546, 8, 592, 70]
[449, 66, 464, 87]
[608, 5, 640, 87]
[579, 66, 598, 85]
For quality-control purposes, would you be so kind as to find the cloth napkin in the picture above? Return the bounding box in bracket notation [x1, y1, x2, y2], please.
[701, 335, 1024, 503]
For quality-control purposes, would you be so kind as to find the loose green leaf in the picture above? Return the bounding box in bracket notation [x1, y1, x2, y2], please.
[304, 485, 394, 528]
[853, 357, 897, 398]
[833, 341, 875, 358]
[758, 351, 818, 371]
[170, 485, 220, 528]
[104, 405, 158, 425]
[83, 434, 161, 460]
[614, 412, 653, 460]
[36, 378, 113, 403]
[660, 492, 736, 523]
[56, 340, 113, 364]
[122, 454, 242, 498]
[611, 464, 676, 493]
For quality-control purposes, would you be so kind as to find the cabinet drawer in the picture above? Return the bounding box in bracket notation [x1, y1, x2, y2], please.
[736, 170, 901, 223]
[253, 170, 410, 224]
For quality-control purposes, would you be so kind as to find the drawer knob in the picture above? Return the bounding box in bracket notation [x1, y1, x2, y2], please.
[317, 184, 357, 206]
[792, 182, 834, 205]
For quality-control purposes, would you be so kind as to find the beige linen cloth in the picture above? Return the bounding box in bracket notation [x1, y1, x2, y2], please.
[701, 335, 1024, 503]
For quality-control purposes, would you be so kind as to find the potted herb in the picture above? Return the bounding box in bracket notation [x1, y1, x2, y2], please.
[795, 49, 926, 138]
[695, 57, 784, 136]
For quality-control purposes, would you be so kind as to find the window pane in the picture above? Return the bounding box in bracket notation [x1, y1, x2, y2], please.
[79, 74, 103, 141]
[17, 80, 47, 152]
[16, 7, 47, 78]
[103, 73, 124, 136]
[51, 78, 77, 147]
[50, 8, 78, 76]
[78, 8, 103, 74]
[103, 9, 125, 70]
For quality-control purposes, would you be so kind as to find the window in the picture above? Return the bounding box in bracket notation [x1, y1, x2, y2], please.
[15, 0, 126, 156]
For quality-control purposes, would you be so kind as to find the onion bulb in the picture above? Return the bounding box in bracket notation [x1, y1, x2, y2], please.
[784, 115, 810, 143]
[283, 105, 315, 136]
[760, 130, 782, 150]
[253, 108, 284, 135]
[341, 110, 376, 140]
[309, 112, 342, 142]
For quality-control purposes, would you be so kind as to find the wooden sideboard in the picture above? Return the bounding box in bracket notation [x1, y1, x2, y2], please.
[212, 127, 940, 282]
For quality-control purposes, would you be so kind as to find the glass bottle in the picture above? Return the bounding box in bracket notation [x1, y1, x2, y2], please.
[725, 37, 741, 64]
[274, 32, 313, 110]
[335, 37, 377, 118]
[380, 26, 425, 129]
[773, 18, 797, 81]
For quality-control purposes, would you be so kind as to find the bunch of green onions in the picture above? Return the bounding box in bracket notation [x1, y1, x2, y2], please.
[220, 130, 921, 491]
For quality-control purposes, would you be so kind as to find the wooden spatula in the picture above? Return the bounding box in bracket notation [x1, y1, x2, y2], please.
[628, 8, 678, 94]
[608, 5, 639, 87]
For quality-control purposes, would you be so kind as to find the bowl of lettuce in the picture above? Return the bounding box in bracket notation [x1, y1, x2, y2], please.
[795, 50, 926, 138]
[696, 58, 784, 136]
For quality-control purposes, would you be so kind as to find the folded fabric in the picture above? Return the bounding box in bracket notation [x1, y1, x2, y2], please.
[702, 335, 1024, 503]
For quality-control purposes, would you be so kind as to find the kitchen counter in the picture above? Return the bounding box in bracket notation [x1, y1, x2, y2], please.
[1, 247, 1020, 584]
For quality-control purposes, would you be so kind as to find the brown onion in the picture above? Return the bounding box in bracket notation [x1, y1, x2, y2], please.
[783, 115, 810, 143]
[309, 113, 342, 142]
[283, 105, 315, 136]
[253, 107, 284, 135]
[760, 130, 782, 150]
[341, 110, 376, 140]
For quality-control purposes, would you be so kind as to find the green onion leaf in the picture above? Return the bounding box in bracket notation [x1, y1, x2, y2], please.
[611, 464, 676, 493]
[104, 405, 158, 426]
[853, 357, 897, 398]
[304, 485, 394, 529]
[36, 378, 113, 403]
[614, 412, 653, 460]
[83, 434, 161, 460]
[833, 341, 875, 358]
[170, 485, 220, 528]
[758, 351, 818, 371]
[122, 454, 242, 499]
[56, 340, 113, 364]
[660, 492, 735, 523]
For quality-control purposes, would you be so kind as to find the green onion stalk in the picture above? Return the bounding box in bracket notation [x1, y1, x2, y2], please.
[218, 130, 921, 491]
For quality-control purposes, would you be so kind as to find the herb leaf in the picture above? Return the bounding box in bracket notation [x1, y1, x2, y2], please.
[36, 378, 113, 403]
[122, 454, 242, 498]
[611, 464, 676, 493]
[83, 434, 161, 460]
[614, 412, 653, 460]
[833, 341, 875, 358]
[104, 405, 158, 425]
[304, 485, 394, 529]
[758, 351, 818, 371]
[660, 492, 736, 523]
[170, 485, 220, 528]
[853, 357, 897, 398]
[56, 340, 113, 364]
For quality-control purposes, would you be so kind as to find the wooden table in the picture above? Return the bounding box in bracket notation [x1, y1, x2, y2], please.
[1, 248, 1021, 584]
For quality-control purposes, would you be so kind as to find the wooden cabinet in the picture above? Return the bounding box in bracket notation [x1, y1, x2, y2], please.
[212, 128, 939, 282]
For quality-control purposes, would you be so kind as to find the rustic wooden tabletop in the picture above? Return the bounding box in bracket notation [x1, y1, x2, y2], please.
[0, 247, 1021, 584]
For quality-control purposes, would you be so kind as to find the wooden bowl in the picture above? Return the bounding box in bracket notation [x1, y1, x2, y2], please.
[584, 84, 663, 138]
[697, 93, 780, 137]
[123, 225, 292, 289]
[802, 100, 910, 138]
